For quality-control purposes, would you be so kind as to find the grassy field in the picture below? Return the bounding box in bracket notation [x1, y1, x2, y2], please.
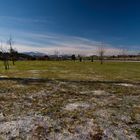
[0, 60, 140, 82]
[0, 61, 140, 139]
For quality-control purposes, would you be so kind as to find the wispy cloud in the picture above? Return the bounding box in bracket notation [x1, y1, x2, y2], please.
[10, 32, 121, 55]
[0, 27, 137, 56]
[0, 16, 52, 24]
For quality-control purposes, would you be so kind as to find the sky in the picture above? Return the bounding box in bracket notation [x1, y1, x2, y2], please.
[0, 0, 140, 55]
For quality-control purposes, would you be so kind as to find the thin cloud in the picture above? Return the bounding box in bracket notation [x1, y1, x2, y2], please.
[0, 29, 134, 56]
[0, 16, 52, 24]
[12, 33, 121, 55]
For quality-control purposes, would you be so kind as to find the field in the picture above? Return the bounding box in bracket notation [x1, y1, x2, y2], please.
[0, 61, 140, 139]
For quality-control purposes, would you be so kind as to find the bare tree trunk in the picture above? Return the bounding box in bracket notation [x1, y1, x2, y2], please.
[1, 42, 10, 70]
[4, 61, 7, 70]
[12, 58, 15, 65]
[91, 56, 94, 62]
[97, 43, 105, 64]
[8, 36, 17, 65]
[7, 60, 9, 69]
[100, 54, 103, 64]
[4, 60, 9, 70]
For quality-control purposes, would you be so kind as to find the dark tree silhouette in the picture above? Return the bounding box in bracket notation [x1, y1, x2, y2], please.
[71, 54, 76, 61]
[9, 47, 17, 65]
[91, 55, 94, 62]
[78, 55, 82, 62]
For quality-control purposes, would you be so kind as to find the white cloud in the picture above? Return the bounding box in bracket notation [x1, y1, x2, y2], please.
[14, 40, 121, 56]
[0, 28, 126, 56]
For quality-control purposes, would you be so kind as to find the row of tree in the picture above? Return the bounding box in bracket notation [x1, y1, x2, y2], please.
[71, 46, 105, 64]
[1, 37, 139, 70]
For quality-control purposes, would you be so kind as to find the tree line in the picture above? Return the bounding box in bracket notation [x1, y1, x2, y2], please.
[1, 37, 139, 70]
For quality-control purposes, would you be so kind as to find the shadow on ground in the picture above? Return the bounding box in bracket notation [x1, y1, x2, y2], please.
[0, 77, 139, 85]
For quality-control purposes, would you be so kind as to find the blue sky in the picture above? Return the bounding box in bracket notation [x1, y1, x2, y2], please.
[0, 0, 140, 55]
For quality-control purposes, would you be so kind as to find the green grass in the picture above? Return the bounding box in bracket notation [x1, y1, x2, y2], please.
[0, 60, 139, 82]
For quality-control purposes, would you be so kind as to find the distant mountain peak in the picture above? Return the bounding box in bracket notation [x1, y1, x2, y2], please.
[23, 51, 46, 56]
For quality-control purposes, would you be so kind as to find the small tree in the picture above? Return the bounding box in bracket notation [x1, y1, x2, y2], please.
[78, 55, 82, 62]
[54, 50, 59, 60]
[91, 55, 94, 62]
[0, 43, 9, 70]
[121, 48, 128, 61]
[7, 37, 17, 65]
[98, 43, 105, 64]
[71, 54, 76, 61]
[9, 47, 17, 65]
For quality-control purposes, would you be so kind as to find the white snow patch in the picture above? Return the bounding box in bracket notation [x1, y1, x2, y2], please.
[80, 90, 109, 96]
[0, 75, 8, 78]
[13, 84, 25, 88]
[93, 90, 108, 96]
[64, 102, 90, 111]
[0, 115, 51, 139]
[115, 83, 134, 87]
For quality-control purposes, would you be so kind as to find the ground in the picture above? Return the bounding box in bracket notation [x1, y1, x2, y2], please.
[0, 61, 140, 140]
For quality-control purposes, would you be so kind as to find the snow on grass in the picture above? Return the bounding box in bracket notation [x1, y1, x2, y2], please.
[80, 90, 109, 96]
[115, 83, 134, 87]
[0, 75, 8, 78]
[64, 102, 90, 111]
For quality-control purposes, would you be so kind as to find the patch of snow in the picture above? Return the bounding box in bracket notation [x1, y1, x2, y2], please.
[64, 102, 90, 111]
[0, 75, 8, 78]
[103, 126, 138, 140]
[80, 90, 109, 96]
[95, 109, 111, 120]
[93, 90, 108, 96]
[13, 84, 25, 88]
[0, 115, 51, 139]
[115, 83, 134, 87]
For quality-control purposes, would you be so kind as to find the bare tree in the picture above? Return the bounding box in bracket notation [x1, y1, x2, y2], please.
[97, 43, 105, 64]
[78, 55, 82, 62]
[7, 36, 17, 65]
[120, 48, 128, 61]
[0, 42, 9, 70]
[9, 47, 17, 65]
[54, 50, 59, 60]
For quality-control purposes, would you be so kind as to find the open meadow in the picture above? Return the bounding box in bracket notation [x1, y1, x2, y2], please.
[0, 61, 140, 139]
